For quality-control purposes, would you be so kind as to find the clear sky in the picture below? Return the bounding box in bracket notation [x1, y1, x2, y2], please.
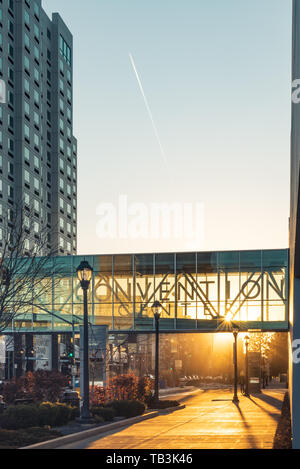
[43, 0, 292, 255]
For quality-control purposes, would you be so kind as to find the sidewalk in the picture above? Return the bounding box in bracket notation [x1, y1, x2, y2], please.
[55, 388, 286, 449]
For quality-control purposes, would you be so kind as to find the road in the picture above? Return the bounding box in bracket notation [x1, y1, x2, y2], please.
[57, 388, 285, 450]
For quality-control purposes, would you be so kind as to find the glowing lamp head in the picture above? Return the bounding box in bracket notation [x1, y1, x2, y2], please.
[152, 300, 162, 319]
[76, 260, 93, 286]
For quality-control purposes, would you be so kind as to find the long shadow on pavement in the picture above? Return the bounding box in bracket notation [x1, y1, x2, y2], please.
[251, 392, 283, 410]
[245, 396, 280, 422]
[233, 402, 258, 448]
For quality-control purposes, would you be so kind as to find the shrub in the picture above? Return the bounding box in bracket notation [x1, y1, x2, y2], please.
[0, 402, 76, 430]
[0, 428, 62, 449]
[108, 373, 139, 401]
[147, 399, 180, 409]
[38, 402, 74, 427]
[91, 385, 106, 407]
[2, 371, 68, 404]
[53, 403, 73, 426]
[0, 405, 39, 430]
[91, 373, 154, 406]
[107, 400, 145, 418]
[38, 402, 58, 427]
[137, 376, 153, 403]
[93, 416, 104, 424]
[91, 406, 116, 421]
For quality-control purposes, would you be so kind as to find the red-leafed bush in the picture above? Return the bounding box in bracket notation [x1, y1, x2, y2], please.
[91, 373, 153, 407]
[3, 371, 68, 404]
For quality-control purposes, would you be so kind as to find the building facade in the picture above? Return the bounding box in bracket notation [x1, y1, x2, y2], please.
[290, 0, 300, 450]
[0, 0, 77, 255]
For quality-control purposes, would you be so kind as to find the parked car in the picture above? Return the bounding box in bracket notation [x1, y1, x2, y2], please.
[60, 390, 80, 408]
[178, 376, 188, 387]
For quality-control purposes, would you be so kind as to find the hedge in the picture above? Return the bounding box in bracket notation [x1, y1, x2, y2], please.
[107, 400, 145, 418]
[147, 399, 180, 409]
[91, 406, 116, 422]
[0, 402, 79, 430]
[0, 427, 62, 449]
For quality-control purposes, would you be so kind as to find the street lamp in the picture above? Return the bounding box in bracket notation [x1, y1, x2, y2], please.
[152, 301, 162, 403]
[232, 325, 239, 403]
[76, 260, 93, 423]
[244, 335, 250, 397]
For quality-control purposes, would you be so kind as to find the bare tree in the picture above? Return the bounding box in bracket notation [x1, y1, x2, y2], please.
[0, 201, 61, 333]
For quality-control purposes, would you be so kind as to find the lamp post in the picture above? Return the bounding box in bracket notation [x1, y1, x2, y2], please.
[152, 301, 162, 403]
[76, 260, 93, 423]
[232, 325, 239, 403]
[244, 335, 250, 397]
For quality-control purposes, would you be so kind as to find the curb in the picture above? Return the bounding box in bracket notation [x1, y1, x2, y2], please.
[20, 411, 159, 450]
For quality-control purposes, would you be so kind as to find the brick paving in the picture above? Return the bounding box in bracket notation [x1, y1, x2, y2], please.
[57, 388, 285, 449]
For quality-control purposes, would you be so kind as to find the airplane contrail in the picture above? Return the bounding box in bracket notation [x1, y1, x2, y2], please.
[129, 53, 167, 167]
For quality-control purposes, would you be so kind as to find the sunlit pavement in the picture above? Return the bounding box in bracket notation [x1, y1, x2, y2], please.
[57, 388, 285, 450]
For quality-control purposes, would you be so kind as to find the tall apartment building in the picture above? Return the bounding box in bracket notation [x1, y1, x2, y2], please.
[0, 0, 77, 255]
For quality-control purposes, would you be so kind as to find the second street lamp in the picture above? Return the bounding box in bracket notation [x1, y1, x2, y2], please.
[244, 335, 250, 397]
[152, 301, 162, 404]
[76, 260, 93, 423]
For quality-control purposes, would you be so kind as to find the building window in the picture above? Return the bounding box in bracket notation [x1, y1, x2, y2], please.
[34, 90, 39, 106]
[34, 111, 39, 127]
[24, 147, 30, 163]
[24, 55, 30, 72]
[34, 68, 39, 82]
[24, 101, 30, 116]
[24, 124, 30, 141]
[34, 46, 40, 62]
[34, 2, 40, 18]
[34, 24, 39, 39]
[24, 169, 30, 184]
[34, 133, 39, 148]
[24, 32, 30, 49]
[59, 35, 71, 66]
[34, 177, 40, 191]
[34, 155, 39, 169]
[24, 192, 30, 206]
[34, 199, 39, 212]
[24, 10, 30, 27]
[24, 78, 30, 94]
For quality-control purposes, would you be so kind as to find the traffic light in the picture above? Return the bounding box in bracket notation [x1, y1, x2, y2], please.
[66, 343, 74, 362]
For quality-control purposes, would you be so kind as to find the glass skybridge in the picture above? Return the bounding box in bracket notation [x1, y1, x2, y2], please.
[10, 249, 289, 334]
